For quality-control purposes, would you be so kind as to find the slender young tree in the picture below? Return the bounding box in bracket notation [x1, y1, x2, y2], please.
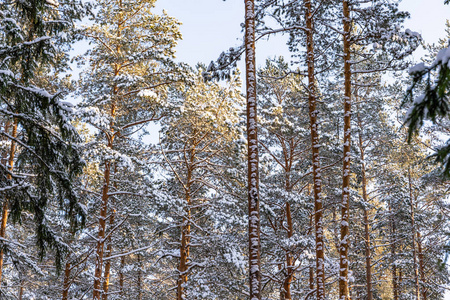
[257, 58, 313, 299]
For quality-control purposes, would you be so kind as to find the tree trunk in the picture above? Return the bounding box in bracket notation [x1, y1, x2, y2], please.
[93, 54, 118, 298]
[307, 212, 314, 299]
[357, 107, 373, 300]
[18, 280, 23, 300]
[390, 203, 399, 300]
[102, 209, 116, 300]
[244, 0, 261, 299]
[119, 255, 125, 296]
[417, 232, 427, 300]
[305, 1, 325, 299]
[93, 159, 112, 299]
[339, 0, 352, 299]
[62, 259, 71, 300]
[362, 208, 373, 300]
[281, 202, 294, 300]
[177, 186, 191, 300]
[0, 119, 17, 284]
[62, 250, 72, 300]
[137, 254, 142, 300]
[409, 168, 420, 300]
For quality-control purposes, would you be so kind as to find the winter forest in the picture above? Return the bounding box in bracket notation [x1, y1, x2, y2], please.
[1, 0, 450, 299]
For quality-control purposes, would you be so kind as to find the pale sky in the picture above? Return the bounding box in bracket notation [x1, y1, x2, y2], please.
[153, 0, 450, 298]
[155, 0, 450, 67]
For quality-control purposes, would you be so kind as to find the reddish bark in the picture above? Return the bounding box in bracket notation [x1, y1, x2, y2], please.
[102, 209, 116, 300]
[281, 202, 294, 299]
[305, 0, 325, 298]
[62, 259, 71, 300]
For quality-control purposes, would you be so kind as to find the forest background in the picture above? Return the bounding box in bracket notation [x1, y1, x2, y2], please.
[2, 0, 450, 299]
[155, 1, 450, 298]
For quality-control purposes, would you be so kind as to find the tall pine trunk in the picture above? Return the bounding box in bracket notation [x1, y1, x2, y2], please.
[93, 53, 119, 298]
[305, 0, 325, 299]
[244, 0, 261, 299]
[339, 0, 352, 298]
[0, 119, 18, 283]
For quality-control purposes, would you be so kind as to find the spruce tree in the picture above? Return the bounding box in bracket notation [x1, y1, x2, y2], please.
[0, 0, 88, 294]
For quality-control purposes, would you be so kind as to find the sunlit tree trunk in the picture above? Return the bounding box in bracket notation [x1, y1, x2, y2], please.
[93, 48, 119, 297]
[102, 209, 116, 300]
[339, 0, 352, 299]
[244, 0, 261, 299]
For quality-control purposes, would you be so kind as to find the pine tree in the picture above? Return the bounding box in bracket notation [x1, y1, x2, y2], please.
[156, 69, 245, 299]
[257, 58, 313, 299]
[76, 0, 182, 297]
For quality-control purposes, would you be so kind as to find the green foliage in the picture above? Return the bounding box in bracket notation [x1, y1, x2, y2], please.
[0, 0, 88, 273]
